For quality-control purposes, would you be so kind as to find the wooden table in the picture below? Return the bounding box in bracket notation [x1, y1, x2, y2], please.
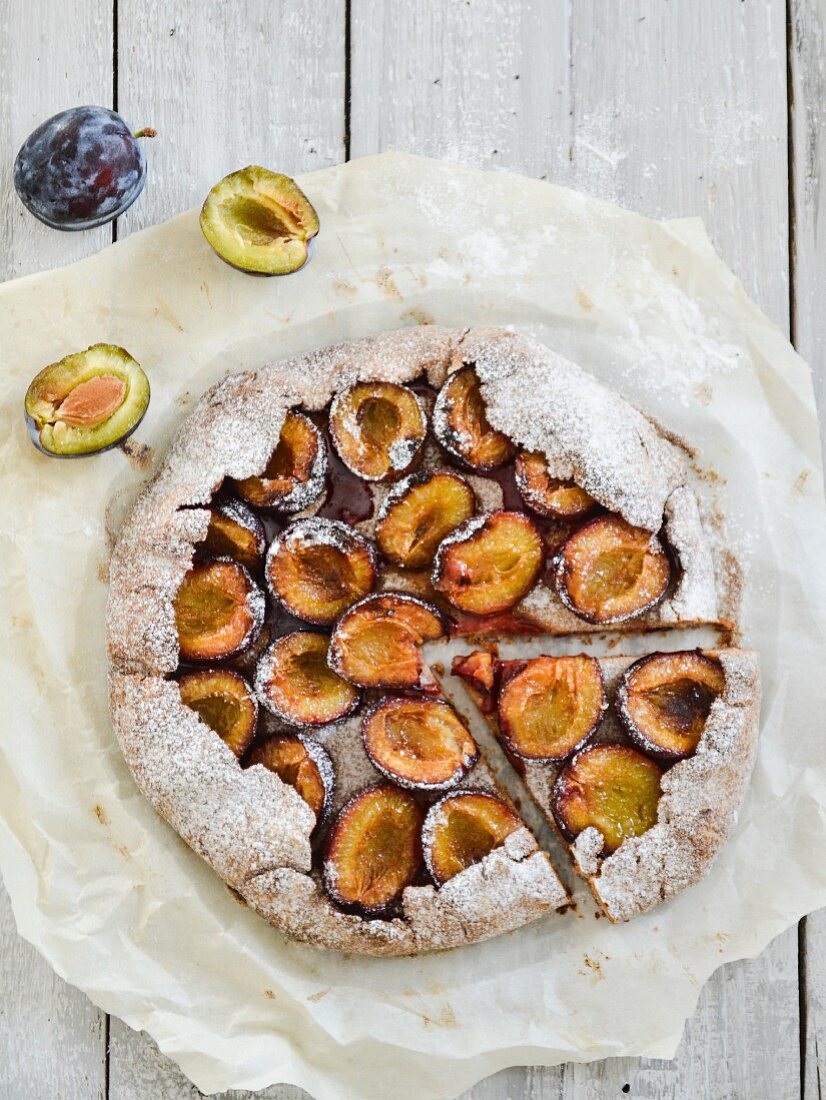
[1, 2, 823, 1097]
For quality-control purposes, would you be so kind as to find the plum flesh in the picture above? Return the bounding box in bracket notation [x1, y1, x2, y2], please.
[14, 106, 150, 230]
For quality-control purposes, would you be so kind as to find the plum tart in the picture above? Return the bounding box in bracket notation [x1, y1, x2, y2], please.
[108, 325, 755, 953]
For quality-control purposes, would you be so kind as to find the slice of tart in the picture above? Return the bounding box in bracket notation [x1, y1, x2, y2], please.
[452, 646, 761, 921]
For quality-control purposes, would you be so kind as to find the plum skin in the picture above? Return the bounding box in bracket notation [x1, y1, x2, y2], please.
[14, 106, 148, 230]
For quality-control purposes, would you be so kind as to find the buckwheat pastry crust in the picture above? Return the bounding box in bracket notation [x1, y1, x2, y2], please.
[107, 325, 738, 953]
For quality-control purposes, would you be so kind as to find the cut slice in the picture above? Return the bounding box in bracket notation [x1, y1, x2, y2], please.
[452, 646, 761, 922]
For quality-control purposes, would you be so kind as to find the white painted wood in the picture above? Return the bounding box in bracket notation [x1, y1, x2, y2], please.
[0, 0, 113, 277]
[351, 3, 797, 1100]
[0, 1, 111, 1097]
[107, 2, 345, 1092]
[115, 0, 346, 235]
[0, 884, 107, 1099]
[790, 2, 826, 1097]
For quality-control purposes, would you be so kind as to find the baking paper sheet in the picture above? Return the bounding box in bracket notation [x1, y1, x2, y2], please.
[1, 152, 825, 1099]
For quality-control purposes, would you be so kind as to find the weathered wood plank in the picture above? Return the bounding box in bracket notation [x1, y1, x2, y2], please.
[0, 0, 113, 276]
[351, 2, 796, 1099]
[0, 0, 112, 1097]
[107, 1, 345, 1092]
[115, 0, 346, 235]
[0, 884, 107, 1100]
[790, 1, 826, 1097]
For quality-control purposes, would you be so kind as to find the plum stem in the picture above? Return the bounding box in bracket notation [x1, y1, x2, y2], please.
[134, 127, 157, 139]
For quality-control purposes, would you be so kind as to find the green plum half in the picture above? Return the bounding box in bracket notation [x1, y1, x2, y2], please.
[199, 166, 319, 275]
[24, 343, 150, 457]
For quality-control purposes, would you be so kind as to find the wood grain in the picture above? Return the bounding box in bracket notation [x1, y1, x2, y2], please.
[115, 0, 346, 234]
[0, 0, 112, 1096]
[790, 1, 826, 1096]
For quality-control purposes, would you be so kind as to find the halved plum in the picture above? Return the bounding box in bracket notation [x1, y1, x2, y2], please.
[254, 631, 360, 727]
[362, 696, 478, 791]
[179, 668, 258, 757]
[199, 166, 319, 275]
[553, 514, 671, 624]
[328, 592, 444, 691]
[329, 381, 427, 481]
[552, 743, 663, 854]
[433, 367, 516, 470]
[322, 786, 423, 916]
[432, 511, 544, 615]
[233, 411, 326, 513]
[422, 790, 523, 885]
[616, 650, 725, 760]
[514, 451, 597, 520]
[498, 655, 606, 761]
[248, 733, 334, 826]
[174, 559, 264, 663]
[24, 343, 149, 457]
[197, 499, 266, 574]
[266, 518, 379, 625]
[376, 470, 476, 569]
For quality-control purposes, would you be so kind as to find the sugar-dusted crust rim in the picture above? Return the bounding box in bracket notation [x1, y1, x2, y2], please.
[106, 325, 728, 954]
[457, 648, 761, 922]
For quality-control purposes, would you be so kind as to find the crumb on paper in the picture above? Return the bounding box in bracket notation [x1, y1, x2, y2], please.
[575, 287, 594, 313]
[96, 561, 109, 584]
[306, 988, 331, 1003]
[422, 1004, 457, 1030]
[332, 279, 358, 301]
[264, 989, 275, 1000]
[694, 382, 713, 407]
[153, 298, 185, 332]
[375, 267, 403, 302]
[792, 468, 811, 495]
[94, 804, 110, 827]
[401, 307, 435, 326]
[120, 439, 154, 472]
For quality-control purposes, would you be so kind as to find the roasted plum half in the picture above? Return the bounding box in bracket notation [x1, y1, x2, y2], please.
[552, 743, 663, 855]
[199, 166, 319, 275]
[432, 511, 544, 615]
[362, 696, 478, 792]
[248, 733, 334, 827]
[433, 367, 516, 470]
[423, 790, 523, 885]
[514, 451, 597, 520]
[24, 343, 150, 457]
[329, 381, 427, 481]
[179, 668, 258, 757]
[553, 514, 671, 624]
[322, 786, 423, 916]
[233, 411, 326, 513]
[616, 650, 725, 760]
[174, 559, 264, 663]
[376, 470, 476, 569]
[266, 518, 379, 625]
[254, 631, 360, 728]
[197, 499, 266, 574]
[498, 655, 606, 761]
[328, 592, 444, 691]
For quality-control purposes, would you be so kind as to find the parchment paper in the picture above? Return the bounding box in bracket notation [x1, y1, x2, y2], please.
[1, 152, 825, 1100]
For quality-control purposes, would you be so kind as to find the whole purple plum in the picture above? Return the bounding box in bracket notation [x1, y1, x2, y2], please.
[13, 106, 153, 230]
